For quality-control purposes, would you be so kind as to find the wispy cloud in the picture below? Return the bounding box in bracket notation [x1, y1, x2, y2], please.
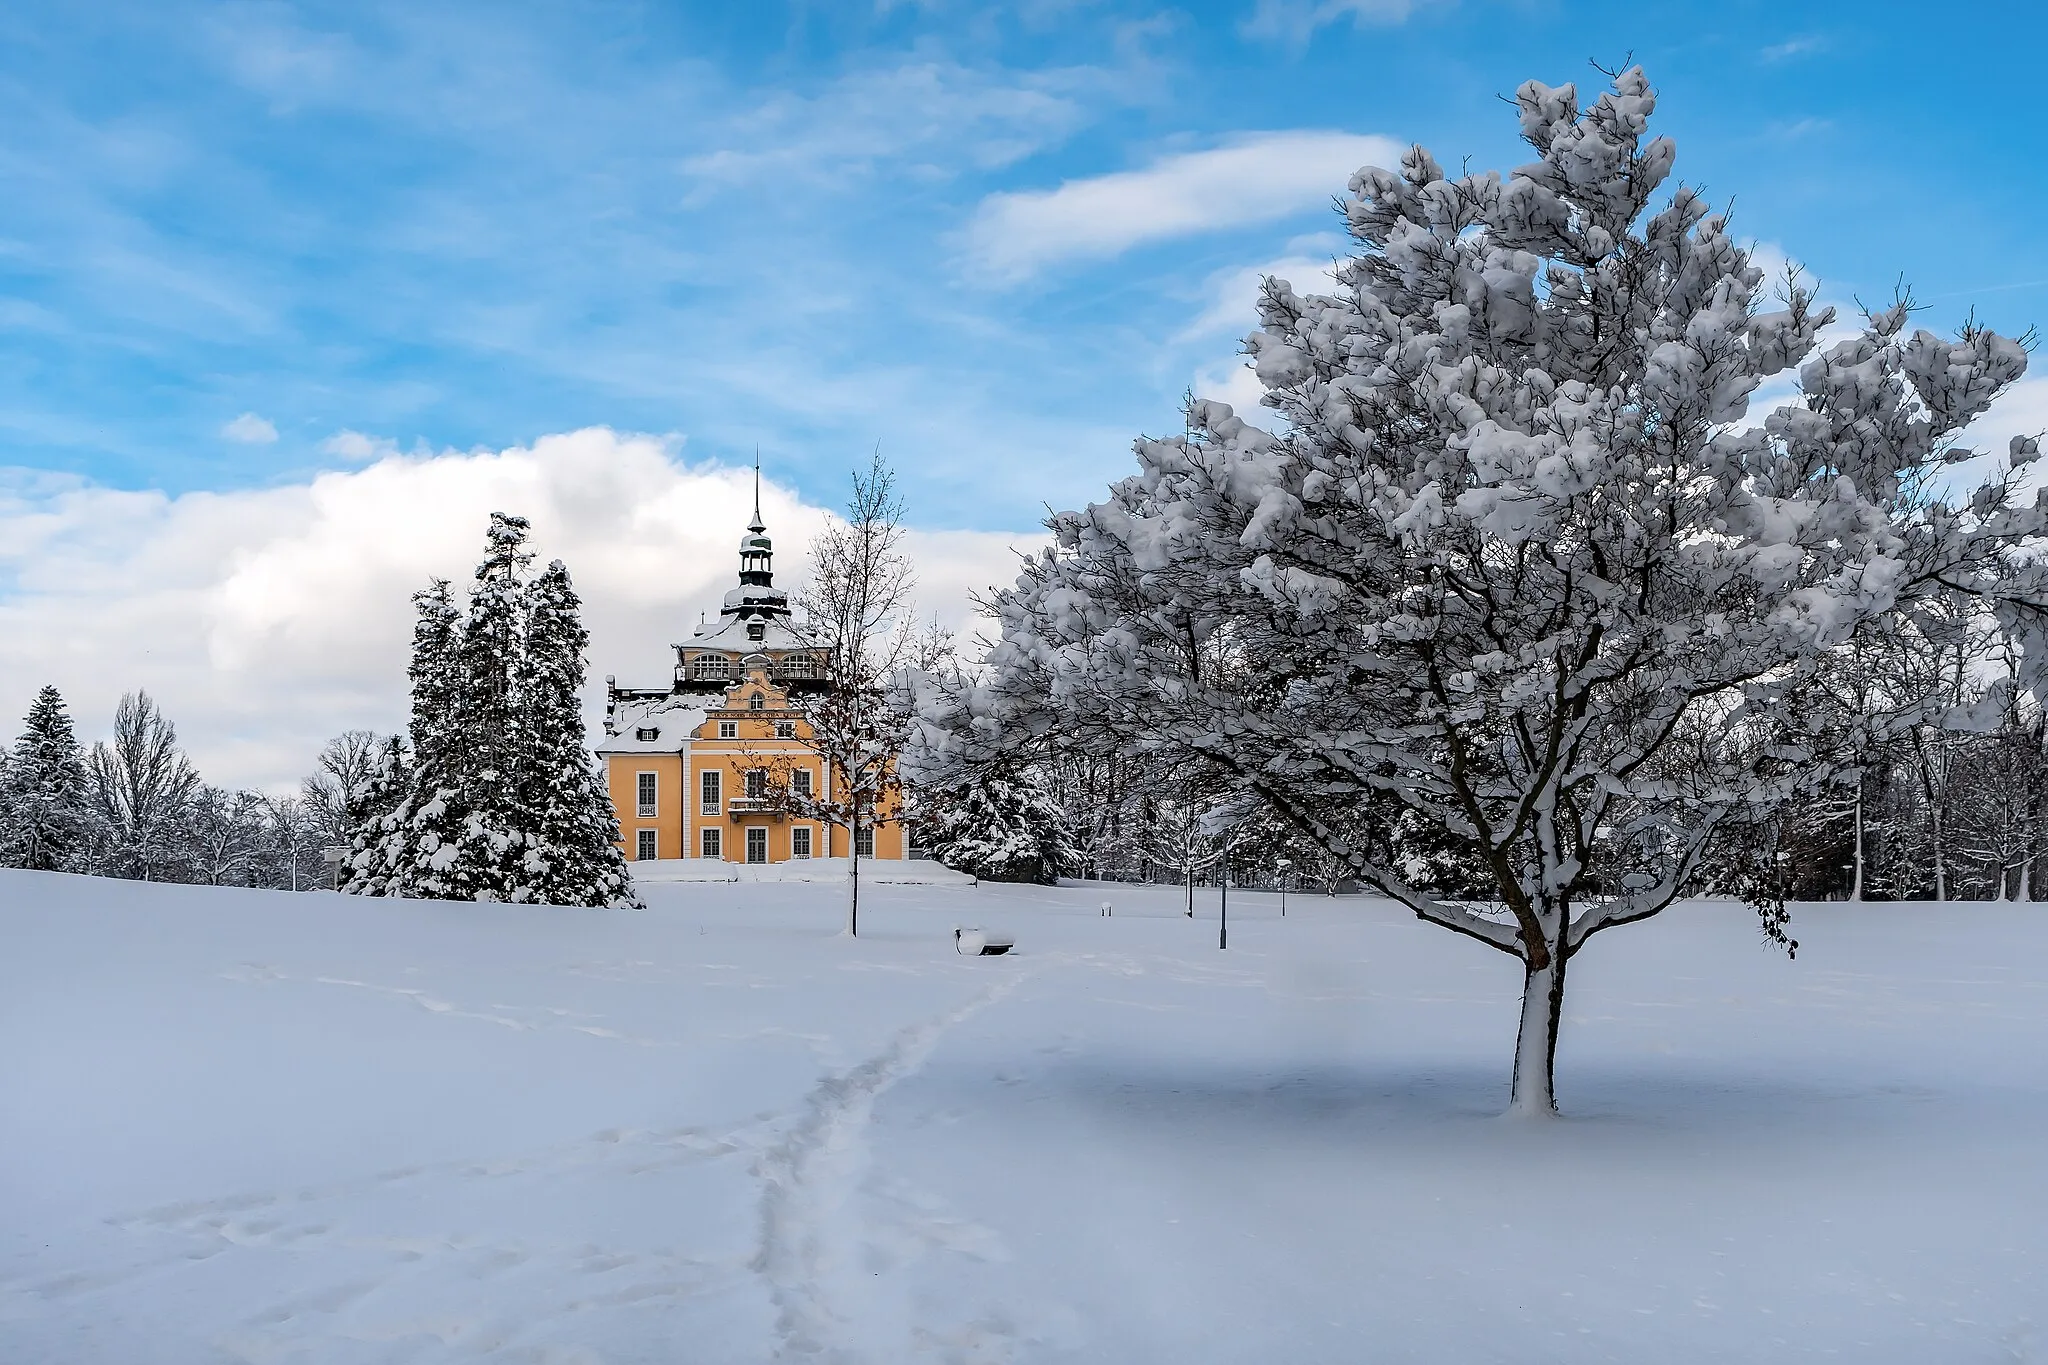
[682, 60, 1101, 188]
[1175, 237, 1346, 342]
[1242, 0, 1439, 44]
[965, 131, 1400, 279]
[1760, 35, 1827, 62]
[221, 412, 278, 444]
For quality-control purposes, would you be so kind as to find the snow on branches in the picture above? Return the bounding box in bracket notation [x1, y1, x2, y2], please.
[344, 513, 639, 909]
[906, 66, 2048, 1114]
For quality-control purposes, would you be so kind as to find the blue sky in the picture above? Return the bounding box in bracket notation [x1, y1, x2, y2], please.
[7, 0, 2047, 531]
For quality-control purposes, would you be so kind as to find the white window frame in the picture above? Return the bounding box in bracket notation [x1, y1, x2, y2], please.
[636, 770, 657, 818]
[636, 829, 657, 861]
[700, 769, 721, 815]
[775, 720, 796, 739]
[717, 720, 738, 739]
[700, 827, 722, 859]
[792, 768, 812, 798]
[855, 826, 874, 858]
[791, 826, 812, 860]
[745, 827, 768, 864]
[745, 768, 767, 800]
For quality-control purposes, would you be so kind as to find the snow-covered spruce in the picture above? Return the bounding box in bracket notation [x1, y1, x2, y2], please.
[346, 514, 639, 909]
[905, 67, 2048, 1115]
[913, 765, 1074, 885]
[0, 684, 91, 872]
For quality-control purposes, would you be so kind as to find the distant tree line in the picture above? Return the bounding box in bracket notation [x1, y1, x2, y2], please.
[0, 685, 383, 891]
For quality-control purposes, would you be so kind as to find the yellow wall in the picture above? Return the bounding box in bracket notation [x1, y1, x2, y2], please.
[607, 753, 685, 861]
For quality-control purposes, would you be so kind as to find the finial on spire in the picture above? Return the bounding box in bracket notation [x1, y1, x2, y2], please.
[750, 447, 765, 533]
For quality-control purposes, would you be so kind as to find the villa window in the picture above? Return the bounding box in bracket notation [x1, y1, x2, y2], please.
[745, 827, 768, 863]
[776, 720, 795, 739]
[694, 655, 731, 681]
[636, 829, 657, 861]
[700, 827, 721, 858]
[791, 826, 812, 859]
[746, 769, 767, 800]
[749, 695, 765, 711]
[636, 771, 657, 818]
[855, 827, 874, 859]
[792, 769, 812, 798]
[700, 769, 721, 815]
[635, 726, 659, 742]
[718, 720, 737, 739]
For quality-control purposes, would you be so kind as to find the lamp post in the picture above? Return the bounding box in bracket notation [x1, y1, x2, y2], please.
[1276, 858, 1292, 918]
[1218, 853, 1228, 951]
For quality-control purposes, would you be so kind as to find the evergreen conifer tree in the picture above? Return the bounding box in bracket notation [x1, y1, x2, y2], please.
[347, 578, 466, 896]
[346, 514, 638, 907]
[512, 559, 639, 907]
[920, 766, 1073, 885]
[442, 512, 533, 899]
[0, 685, 91, 872]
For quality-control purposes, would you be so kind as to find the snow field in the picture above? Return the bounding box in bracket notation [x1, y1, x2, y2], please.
[1, 869, 2043, 1363]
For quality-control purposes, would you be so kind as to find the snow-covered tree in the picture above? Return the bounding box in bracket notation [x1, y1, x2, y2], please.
[787, 454, 916, 935]
[0, 685, 90, 872]
[510, 558, 639, 908]
[347, 516, 635, 907]
[185, 786, 274, 887]
[916, 765, 1074, 884]
[907, 68, 2048, 1115]
[84, 691, 200, 883]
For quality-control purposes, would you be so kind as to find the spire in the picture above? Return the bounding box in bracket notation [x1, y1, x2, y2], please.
[750, 447, 765, 534]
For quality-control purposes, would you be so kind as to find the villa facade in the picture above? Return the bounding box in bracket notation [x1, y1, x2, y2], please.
[595, 492, 908, 866]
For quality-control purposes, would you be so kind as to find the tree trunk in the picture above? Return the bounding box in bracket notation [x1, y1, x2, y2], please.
[1850, 787, 1865, 902]
[1931, 805, 1946, 903]
[2022, 853, 2034, 904]
[1508, 950, 1566, 1118]
[847, 804, 861, 937]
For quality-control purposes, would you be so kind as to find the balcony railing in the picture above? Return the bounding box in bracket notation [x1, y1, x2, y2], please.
[726, 797, 779, 816]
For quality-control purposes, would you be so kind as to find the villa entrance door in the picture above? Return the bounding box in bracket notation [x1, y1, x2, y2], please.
[746, 827, 768, 864]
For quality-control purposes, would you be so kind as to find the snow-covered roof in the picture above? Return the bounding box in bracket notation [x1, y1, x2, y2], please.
[596, 696, 708, 754]
[685, 612, 814, 653]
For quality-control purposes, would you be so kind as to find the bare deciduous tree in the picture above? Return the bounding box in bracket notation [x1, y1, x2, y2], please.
[785, 452, 916, 936]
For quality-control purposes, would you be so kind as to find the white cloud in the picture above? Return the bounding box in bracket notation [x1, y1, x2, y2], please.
[1177, 238, 1345, 342]
[1242, 0, 1435, 44]
[965, 131, 1402, 279]
[221, 412, 279, 444]
[321, 429, 397, 463]
[0, 429, 1036, 793]
[681, 60, 1096, 188]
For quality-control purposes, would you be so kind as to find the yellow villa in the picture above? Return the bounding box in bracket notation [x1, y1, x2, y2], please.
[596, 495, 910, 866]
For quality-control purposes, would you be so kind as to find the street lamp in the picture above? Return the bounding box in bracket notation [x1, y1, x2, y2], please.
[1276, 858, 1292, 918]
[1219, 852, 1229, 951]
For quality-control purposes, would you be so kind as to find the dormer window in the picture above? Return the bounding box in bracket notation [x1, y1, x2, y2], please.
[635, 727, 659, 742]
[749, 695, 765, 711]
[747, 622, 766, 641]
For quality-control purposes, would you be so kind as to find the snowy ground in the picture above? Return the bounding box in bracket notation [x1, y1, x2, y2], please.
[2, 870, 2043, 1364]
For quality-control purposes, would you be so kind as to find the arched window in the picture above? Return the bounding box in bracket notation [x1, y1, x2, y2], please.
[693, 654, 732, 681]
[749, 695, 765, 711]
[779, 653, 817, 680]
